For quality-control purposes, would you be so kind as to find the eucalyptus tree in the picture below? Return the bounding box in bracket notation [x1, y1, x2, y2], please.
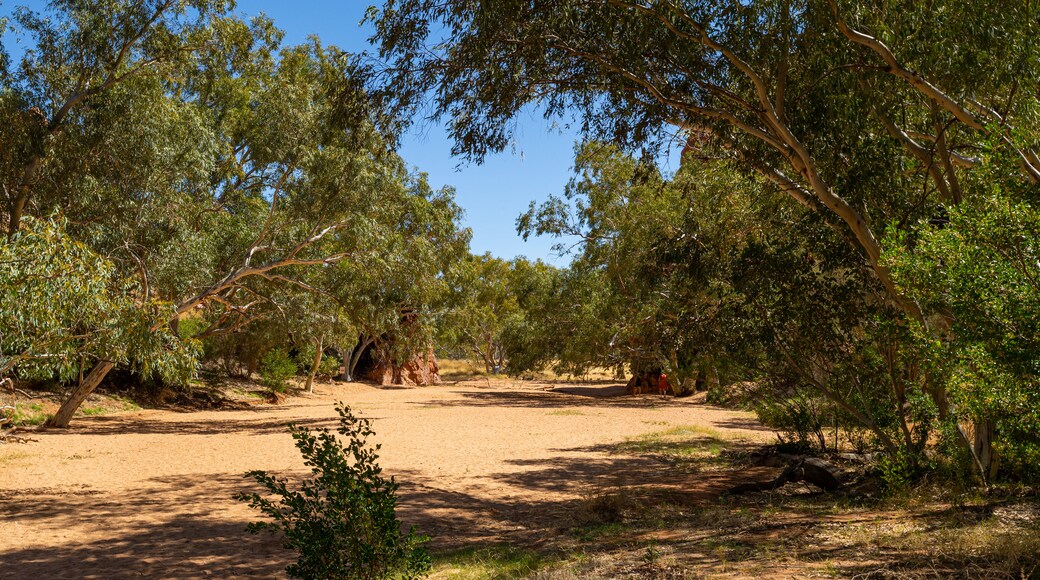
[0, 217, 193, 388]
[370, 0, 1040, 481]
[298, 172, 469, 383]
[516, 143, 756, 381]
[520, 143, 935, 455]
[0, 0, 467, 427]
[0, 0, 236, 237]
[439, 254, 523, 374]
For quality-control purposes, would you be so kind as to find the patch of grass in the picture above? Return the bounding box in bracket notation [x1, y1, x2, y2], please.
[429, 545, 554, 579]
[547, 409, 587, 416]
[821, 504, 1040, 578]
[79, 405, 106, 416]
[612, 424, 736, 473]
[230, 387, 267, 401]
[572, 490, 639, 526]
[438, 359, 491, 381]
[113, 395, 141, 412]
[4, 403, 50, 426]
[570, 522, 627, 542]
[0, 450, 31, 465]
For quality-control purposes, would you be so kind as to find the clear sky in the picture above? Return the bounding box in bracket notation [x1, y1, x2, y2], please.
[1, 1, 683, 263]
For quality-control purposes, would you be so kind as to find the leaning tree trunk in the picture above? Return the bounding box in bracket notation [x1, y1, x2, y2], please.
[305, 336, 323, 394]
[45, 360, 115, 428]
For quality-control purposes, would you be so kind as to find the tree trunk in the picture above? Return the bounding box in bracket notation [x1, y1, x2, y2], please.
[7, 193, 28, 239]
[305, 336, 323, 394]
[351, 336, 376, 380]
[45, 360, 116, 428]
[973, 419, 995, 478]
[337, 346, 352, 381]
[7, 154, 42, 238]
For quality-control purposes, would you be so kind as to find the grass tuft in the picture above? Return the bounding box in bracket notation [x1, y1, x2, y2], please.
[429, 545, 554, 579]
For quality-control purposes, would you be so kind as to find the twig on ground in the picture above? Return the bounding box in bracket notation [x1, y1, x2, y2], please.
[1, 377, 47, 400]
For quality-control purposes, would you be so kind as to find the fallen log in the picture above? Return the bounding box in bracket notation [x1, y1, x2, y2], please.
[727, 462, 802, 494]
[802, 457, 844, 491]
[727, 453, 846, 494]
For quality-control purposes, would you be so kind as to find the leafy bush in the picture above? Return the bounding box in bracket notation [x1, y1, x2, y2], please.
[259, 349, 298, 392]
[752, 388, 829, 452]
[878, 447, 917, 495]
[0, 217, 197, 385]
[176, 316, 210, 340]
[1, 403, 49, 426]
[295, 345, 341, 380]
[236, 403, 430, 579]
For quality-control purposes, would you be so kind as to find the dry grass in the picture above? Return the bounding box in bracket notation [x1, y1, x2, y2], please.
[437, 359, 623, 383]
[437, 421, 1040, 579]
[437, 358, 490, 381]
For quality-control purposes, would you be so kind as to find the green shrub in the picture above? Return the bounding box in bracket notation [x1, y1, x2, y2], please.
[236, 403, 430, 579]
[2, 403, 49, 426]
[753, 389, 829, 452]
[295, 345, 341, 380]
[319, 354, 341, 379]
[259, 349, 297, 392]
[878, 447, 917, 495]
[176, 316, 209, 340]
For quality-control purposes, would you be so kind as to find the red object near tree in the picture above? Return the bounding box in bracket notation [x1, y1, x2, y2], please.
[658, 373, 670, 396]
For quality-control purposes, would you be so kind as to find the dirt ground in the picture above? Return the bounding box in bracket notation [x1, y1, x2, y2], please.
[0, 379, 773, 579]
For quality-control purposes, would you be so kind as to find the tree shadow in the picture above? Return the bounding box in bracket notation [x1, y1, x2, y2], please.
[34, 412, 339, 437]
[0, 474, 291, 578]
[413, 387, 673, 410]
[710, 416, 777, 432]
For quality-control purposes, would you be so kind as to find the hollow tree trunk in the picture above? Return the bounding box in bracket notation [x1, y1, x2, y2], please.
[347, 336, 373, 381]
[45, 360, 115, 428]
[305, 336, 323, 394]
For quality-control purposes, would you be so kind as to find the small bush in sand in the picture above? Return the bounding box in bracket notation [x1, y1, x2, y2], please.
[236, 403, 430, 579]
[258, 349, 297, 393]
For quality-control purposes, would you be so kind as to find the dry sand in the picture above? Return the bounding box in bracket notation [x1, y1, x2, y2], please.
[0, 380, 772, 579]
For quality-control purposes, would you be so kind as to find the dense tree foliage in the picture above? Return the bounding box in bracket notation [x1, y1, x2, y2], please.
[0, 1, 468, 426]
[370, 0, 1040, 483]
[438, 253, 557, 374]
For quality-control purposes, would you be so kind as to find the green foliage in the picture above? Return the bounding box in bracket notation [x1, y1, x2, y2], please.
[439, 253, 554, 374]
[258, 349, 297, 393]
[295, 344, 340, 379]
[886, 160, 1040, 482]
[236, 403, 430, 580]
[512, 143, 936, 465]
[752, 390, 829, 453]
[371, 0, 1040, 486]
[878, 448, 917, 495]
[2, 403, 48, 426]
[0, 216, 197, 385]
[0, 1, 471, 423]
[176, 317, 210, 341]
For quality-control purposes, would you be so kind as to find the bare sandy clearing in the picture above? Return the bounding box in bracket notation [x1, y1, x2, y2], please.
[0, 380, 770, 579]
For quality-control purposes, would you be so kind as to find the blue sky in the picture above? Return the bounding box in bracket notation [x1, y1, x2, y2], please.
[231, 1, 584, 263]
[1, 1, 683, 263]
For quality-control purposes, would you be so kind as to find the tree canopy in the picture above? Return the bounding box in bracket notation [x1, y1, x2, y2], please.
[369, 0, 1040, 483]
